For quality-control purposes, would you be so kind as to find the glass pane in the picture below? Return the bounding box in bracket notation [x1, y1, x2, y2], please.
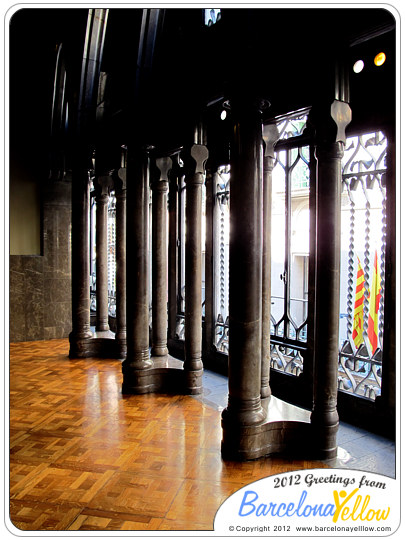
[289, 146, 309, 337]
[277, 111, 308, 140]
[204, 8, 221, 26]
[271, 150, 286, 337]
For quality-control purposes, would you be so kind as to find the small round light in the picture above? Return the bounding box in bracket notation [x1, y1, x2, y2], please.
[220, 110, 227, 121]
[374, 52, 386, 67]
[353, 59, 364, 73]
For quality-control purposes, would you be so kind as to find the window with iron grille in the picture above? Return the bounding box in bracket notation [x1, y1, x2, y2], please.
[338, 131, 387, 400]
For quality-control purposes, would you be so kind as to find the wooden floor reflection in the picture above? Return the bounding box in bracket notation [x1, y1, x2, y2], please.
[9, 339, 328, 531]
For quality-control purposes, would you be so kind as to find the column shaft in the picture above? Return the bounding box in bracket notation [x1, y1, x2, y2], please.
[311, 140, 345, 455]
[115, 171, 126, 344]
[261, 155, 273, 398]
[95, 191, 109, 331]
[151, 172, 169, 356]
[184, 143, 208, 394]
[203, 164, 214, 356]
[261, 124, 279, 398]
[70, 166, 92, 343]
[224, 100, 266, 425]
[167, 161, 179, 341]
[122, 148, 151, 378]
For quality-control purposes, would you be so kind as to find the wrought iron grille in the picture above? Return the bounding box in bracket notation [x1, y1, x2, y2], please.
[89, 191, 117, 318]
[338, 131, 387, 400]
[277, 111, 308, 141]
[213, 165, 230, 353]
[90, 192, 96, 313]
[107, 192, 116, 317]
[175, 174, 186, 340]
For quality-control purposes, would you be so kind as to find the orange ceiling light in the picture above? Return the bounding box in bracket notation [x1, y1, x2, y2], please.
[374, 52, 386, 67]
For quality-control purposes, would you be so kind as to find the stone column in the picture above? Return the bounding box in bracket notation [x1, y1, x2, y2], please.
[122, 146, 152, 389]
[95, 174, 113, 332]
[203, 159, 215, 356]
[261, 124, 279, 398]
[183, 139, 209, 394]
[167, 155, 180, 341]
[222, 97, 268, 428]
[115, 165, 127, 349]
[69, 156, 93, 356]
[309, 99, 351, 458]
[151, 156, 170, 356]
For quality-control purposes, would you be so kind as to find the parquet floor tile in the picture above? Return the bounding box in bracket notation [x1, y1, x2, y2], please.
[9, 462, 50, 498]
[9, 338, 329, 532]
[9, 500, 82, 531]
[86, 472, 184, 517]
[12, 466, 115, 507]
[165, 478, 239, 528]
[67, 509, 163, 531]
[158, 518, 213, 531]
[10, 432, 81, 465]
[53, 436, 140, 473]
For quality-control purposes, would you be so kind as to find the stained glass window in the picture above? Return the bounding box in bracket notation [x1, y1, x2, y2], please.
[204, 8, 221, 26]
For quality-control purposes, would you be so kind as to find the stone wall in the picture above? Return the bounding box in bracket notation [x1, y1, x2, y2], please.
[9, 180, 72, 342]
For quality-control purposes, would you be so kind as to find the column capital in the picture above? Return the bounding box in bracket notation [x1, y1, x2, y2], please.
[182, 144, 209, 185]
[96, 173, 114, 198]
[115, 167, 127, 194]
[151, 156, 169, 193]
[190, 144, 209, 175]
[263, 123, 279, 158]
[156, 156, 172, 182]
[308, 99, 352, 147]
[263, 123, 280, 167]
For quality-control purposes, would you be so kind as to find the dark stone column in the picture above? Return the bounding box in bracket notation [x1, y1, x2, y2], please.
[69, 161, 93, 349]
[167, 155, 180, 342]
[183, 141, 209, 394]
[151, 156, 170, 356]
[203, 160, 215, 357]
[122, 147, 152, 389]
[309, 100, 351, 458]
[115, 166, 127, 350]
[95, 175, 113, 332]
[261, 124, 279, 398]
[222, 97, 267, 429]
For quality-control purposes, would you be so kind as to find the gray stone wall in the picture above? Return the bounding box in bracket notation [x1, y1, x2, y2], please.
[9, 180, 72, 342]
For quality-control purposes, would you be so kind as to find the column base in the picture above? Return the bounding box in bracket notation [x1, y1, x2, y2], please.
[114, 337, 127, 359]
[261, 384, 271, 399]
[96, 323, 110, 332]
[183, 368, 203, 395]
[221, 396, 335, 461]
[310, 408, 339, 459]
[151, 345, 168, 357]
[69, 332, 124, 359]
[121, 355, 203, 396]
[69, 331, 93, 358]
[222, 395, 267, 427]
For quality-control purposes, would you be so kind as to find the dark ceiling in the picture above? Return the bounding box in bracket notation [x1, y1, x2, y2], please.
[9, 7, 396, 173]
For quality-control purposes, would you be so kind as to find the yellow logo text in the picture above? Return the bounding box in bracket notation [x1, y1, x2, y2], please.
[333, 489, 390, 523]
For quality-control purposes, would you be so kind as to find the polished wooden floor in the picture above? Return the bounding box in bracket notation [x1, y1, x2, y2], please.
[9, 339, 328, 532]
